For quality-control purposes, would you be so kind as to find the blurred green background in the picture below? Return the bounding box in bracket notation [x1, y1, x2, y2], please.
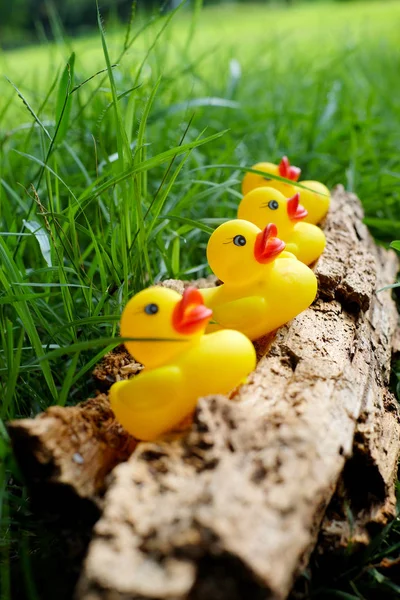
[0, 0, 378, 48]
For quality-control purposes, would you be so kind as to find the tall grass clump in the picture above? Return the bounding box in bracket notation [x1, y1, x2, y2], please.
[0, 1, 400, 598]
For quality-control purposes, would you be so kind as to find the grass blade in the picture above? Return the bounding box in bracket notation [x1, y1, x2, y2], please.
[55, 52, 75, 142]
[0, 238, 57, 399]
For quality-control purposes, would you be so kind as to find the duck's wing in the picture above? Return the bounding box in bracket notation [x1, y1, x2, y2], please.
[268, 259, 318, 316]
[110, 366, 185, 441]
[198, 286, 221, 306]
[212, 295, 266, 330]
[290, 224, 326, 265]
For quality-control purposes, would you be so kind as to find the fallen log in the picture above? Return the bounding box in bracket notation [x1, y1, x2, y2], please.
[8, 186, 400, 600]
[76, 187, 399, 600]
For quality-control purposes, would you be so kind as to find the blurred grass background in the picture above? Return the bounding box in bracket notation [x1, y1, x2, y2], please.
[1, 0, 400, 598]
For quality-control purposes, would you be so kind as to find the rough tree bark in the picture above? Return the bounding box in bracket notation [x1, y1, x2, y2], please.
[8, 186, 400, 600]
[9, 392, 137, 501]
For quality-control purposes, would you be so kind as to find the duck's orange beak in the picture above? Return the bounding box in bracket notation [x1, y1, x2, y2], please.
[287, 193, 308, 222]
[278, 156, 301, 182]
[172, 287, 212, 335]
[254, 223, 286, 264]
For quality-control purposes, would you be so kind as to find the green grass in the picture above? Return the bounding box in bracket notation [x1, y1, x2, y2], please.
[1, 1, 400, 598]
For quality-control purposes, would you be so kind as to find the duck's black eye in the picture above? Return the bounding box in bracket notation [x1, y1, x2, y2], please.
[263, 177, 271, 181]
[268, 200, 279, 210]
[144, 303, 159, 315]
[233, 235, 246, 247]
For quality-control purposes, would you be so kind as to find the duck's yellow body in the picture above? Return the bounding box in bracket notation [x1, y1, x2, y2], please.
[199, 220, 318, 340]
[110, 287, 256, 441]
[297, 180, 330, 225]
[238, 187, 326, 265]
[241, 157, 330, 225]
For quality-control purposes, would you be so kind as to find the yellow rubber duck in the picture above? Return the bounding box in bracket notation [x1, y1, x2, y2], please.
[199, 220, 317, 341]
[298, 180, 331, 225]
[242, 156, 299, 198]
[238, 187, 326, 265]
[110, 286, 256, 441]
[241, 156, 330, 225]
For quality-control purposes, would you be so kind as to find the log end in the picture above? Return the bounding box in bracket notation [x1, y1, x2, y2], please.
[8, 393, 137, 500]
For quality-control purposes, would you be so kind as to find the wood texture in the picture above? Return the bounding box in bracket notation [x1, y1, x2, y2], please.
[9, 393, 137, 500]
[319, 248, 400, 552]
[71, 186, 399, 600]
